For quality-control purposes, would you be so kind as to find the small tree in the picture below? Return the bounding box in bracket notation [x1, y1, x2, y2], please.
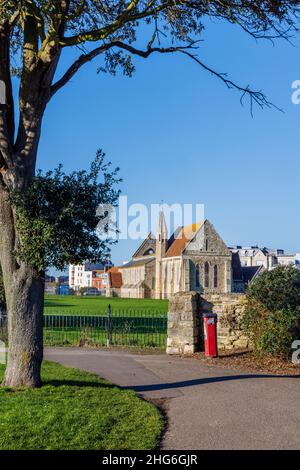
[242, 266, 300, 358]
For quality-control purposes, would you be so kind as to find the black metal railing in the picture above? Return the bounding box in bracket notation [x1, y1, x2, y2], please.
[44, 306, 167, 349]
[0, 307, 168, 349]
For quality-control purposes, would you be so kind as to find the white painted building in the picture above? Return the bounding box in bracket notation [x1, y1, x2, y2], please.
[69, 265, 93, 291]
[69, 262, 110, 291]
[230, 246, 299, 271]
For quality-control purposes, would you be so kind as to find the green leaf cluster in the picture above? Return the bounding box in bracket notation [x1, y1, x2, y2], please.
[11, 149, 121, 273]
[242, 266, 300, 357]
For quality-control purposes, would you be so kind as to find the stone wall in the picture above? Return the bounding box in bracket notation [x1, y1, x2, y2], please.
[167, 291, 249, 355]
[204, 293, 249, 350]
[167, 291, 204, 355]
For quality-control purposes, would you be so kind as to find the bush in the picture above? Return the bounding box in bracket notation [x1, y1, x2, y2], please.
[242, 266, 300, 358]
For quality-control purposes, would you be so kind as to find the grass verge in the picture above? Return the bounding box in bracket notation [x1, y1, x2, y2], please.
[0, 361, 163, 450]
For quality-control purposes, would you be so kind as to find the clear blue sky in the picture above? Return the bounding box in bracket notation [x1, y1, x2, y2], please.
[35, 19, 300, 270]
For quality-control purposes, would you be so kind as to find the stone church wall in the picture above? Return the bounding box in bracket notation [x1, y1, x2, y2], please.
[184, 221, 232, 294]
[161, 258, 182, 298]
[144, 261, 156, 298]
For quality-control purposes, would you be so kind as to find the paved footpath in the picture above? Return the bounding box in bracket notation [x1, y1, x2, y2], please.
[45, 347, 300, 450]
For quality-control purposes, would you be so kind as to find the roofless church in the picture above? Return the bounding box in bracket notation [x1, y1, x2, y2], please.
[107, 212, 242, 299]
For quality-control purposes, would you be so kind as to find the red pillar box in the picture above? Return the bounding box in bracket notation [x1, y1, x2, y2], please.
[203, 313, 218, 358]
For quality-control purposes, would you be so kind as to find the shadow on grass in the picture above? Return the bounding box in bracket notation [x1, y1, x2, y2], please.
[44, 379, 116, 389]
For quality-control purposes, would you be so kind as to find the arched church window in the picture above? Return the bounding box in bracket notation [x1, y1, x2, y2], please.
[214, 265, 218, 288]
[195, 264, 200, 288]
[204, 262, 210, 288]
[205, 239, 208, 251]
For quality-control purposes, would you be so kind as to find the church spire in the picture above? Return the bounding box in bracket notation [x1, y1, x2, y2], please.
[157, 210, 168, 243]
[155, 210, 168, 299]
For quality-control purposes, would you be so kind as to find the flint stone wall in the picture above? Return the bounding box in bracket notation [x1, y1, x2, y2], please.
[167, 292, 248, 355]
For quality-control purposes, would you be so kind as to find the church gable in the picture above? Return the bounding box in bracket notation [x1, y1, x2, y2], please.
[132, 233, 156, 259]
[184, 220, 230, 256]
[165, 222, 204, 258]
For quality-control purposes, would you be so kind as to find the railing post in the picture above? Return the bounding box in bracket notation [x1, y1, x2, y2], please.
[107, 304, 112, 347]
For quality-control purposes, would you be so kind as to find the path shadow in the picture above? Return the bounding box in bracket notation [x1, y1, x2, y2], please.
[123, 373, 300, 393]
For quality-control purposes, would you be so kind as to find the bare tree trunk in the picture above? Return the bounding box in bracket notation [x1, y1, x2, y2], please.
[0, 188, 44, 388]
[0, 16, 62, 388]
[3, 268, 44, 388]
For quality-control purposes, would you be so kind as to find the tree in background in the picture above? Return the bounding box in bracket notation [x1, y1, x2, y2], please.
[242, 266, 300, 358]
[0, 1, 300, 388]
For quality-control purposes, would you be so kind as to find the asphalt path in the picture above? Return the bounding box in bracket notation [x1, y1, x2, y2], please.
[45, 347, 300, 450]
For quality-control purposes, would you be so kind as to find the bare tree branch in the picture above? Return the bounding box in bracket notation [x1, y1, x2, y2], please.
[50, 39, 275, 113]
[177, 49, 281, 116]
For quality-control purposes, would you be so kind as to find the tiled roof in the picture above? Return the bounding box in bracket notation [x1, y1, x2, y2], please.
[121, 258, 155, 268]
[165, 222, 204, 258]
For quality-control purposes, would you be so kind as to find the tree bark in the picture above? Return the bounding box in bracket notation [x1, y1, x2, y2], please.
[0, 13, 63, 389]
[0, 184, 44, 388]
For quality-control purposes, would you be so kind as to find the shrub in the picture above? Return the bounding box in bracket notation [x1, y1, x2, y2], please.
[242, 266, 300, 358]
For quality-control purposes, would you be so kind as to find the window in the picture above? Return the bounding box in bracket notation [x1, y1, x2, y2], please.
[205, 239, 208, 251]
[214, 265, 218, 289]
[204, 262, 210, 288]
[144, 248, 154, 256]
[195, 264, 200, 288]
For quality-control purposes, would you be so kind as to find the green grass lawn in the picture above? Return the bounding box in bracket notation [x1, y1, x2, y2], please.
[44, 328, 167, 349]
[0, 361, 163, 450]
[44, 295, 169, 316]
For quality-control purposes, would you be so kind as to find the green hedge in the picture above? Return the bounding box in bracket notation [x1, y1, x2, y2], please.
[241, 266, 300, 358]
